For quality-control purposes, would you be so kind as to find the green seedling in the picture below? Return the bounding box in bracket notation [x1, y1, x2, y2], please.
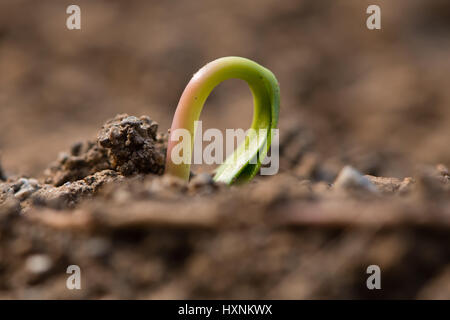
[165, 57, 280, 185]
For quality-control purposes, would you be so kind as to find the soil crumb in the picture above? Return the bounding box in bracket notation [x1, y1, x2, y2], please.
[97, 114, 166, 176]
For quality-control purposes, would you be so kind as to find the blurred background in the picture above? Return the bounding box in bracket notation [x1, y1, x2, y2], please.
[0, 0, 449, 177]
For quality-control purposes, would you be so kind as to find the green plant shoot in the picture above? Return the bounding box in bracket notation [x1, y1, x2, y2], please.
[165, 57, 280, 184]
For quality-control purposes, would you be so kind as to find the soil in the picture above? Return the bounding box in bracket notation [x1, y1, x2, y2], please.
[0, 0, 450, 299]
[0, 114, 449, 299]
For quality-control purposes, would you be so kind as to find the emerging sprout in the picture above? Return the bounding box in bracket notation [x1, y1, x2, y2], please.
[165, 57, 280, 185]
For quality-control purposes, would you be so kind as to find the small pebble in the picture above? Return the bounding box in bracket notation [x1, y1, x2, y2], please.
[13, 178, 40, 200]
[190, 173, 214, 187]
[334, 166, 378, 193]
[25, 254, 52, 274]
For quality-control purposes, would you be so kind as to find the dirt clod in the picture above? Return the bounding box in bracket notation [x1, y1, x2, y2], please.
[97, 114, 165, 176]
[31, 170, 123, 210]
[45, 114, 166, 186]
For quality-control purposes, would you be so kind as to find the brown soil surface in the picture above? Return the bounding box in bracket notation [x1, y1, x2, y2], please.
[1, 0, 450, 299]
